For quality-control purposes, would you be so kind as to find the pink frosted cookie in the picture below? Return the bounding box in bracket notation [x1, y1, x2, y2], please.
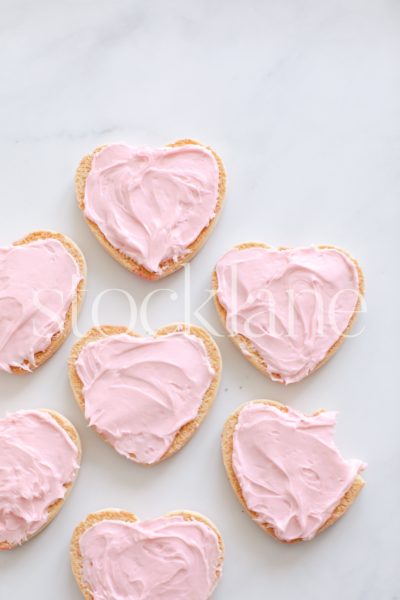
[68, 324, 221, 465]
[0, 230, 86, 373]
[75, 139, 226, 279]
[71, 509, 224, 600]
[222, 400, 365, 543]
[213, 243, 364, 384]
[0, 409, 81, 549]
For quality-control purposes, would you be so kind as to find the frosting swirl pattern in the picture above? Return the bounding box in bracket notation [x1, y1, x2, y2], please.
[232, 403, 365, 542]
[79, 515, 222, 600]
[215, 246, 361, 384]
[0, 239, 82, 372]
[83, 143, 220, 273]
[0, 410, 79, 546]
[75, 332, 215, 464]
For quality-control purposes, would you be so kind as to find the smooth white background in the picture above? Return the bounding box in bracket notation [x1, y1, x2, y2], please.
[1, 1, 399, 598]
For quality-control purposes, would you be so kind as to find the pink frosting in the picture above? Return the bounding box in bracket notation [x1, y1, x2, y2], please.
[79, 515, 222, 600]
[0, 238, 82, 372]
[0, 410, 79, 546]
[83, 143, 220, 273]
[215, 246, 361, 384]
[232, 403, 365, 542]
[75, 332, 215, 464]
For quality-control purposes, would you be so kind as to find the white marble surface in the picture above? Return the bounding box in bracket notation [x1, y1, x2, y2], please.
[1, 1, 399, 598]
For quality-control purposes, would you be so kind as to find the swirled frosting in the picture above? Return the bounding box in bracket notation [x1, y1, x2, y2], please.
[0, 238, 82, 372]
[83, 143, 220, 273]
[75, 332, 215, 464]
[215, 246, 361, 384]
[232, 403, 365, 542]
[79, 515, 222, 600]
[0, 410, 79, 546]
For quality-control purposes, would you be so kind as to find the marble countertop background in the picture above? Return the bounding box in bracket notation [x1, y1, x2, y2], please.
[1, 1, 399, 598]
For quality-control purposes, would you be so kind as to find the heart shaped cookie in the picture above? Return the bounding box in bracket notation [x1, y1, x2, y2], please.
[0, 409, 81, 549]
[0, 230, 86, 373]
[222, 400, 365, 543]
[75, 139, 226, 280]
[71, 509, 224, 600]
[68, 324, 221, 464]
[213, 243, 364, 384]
